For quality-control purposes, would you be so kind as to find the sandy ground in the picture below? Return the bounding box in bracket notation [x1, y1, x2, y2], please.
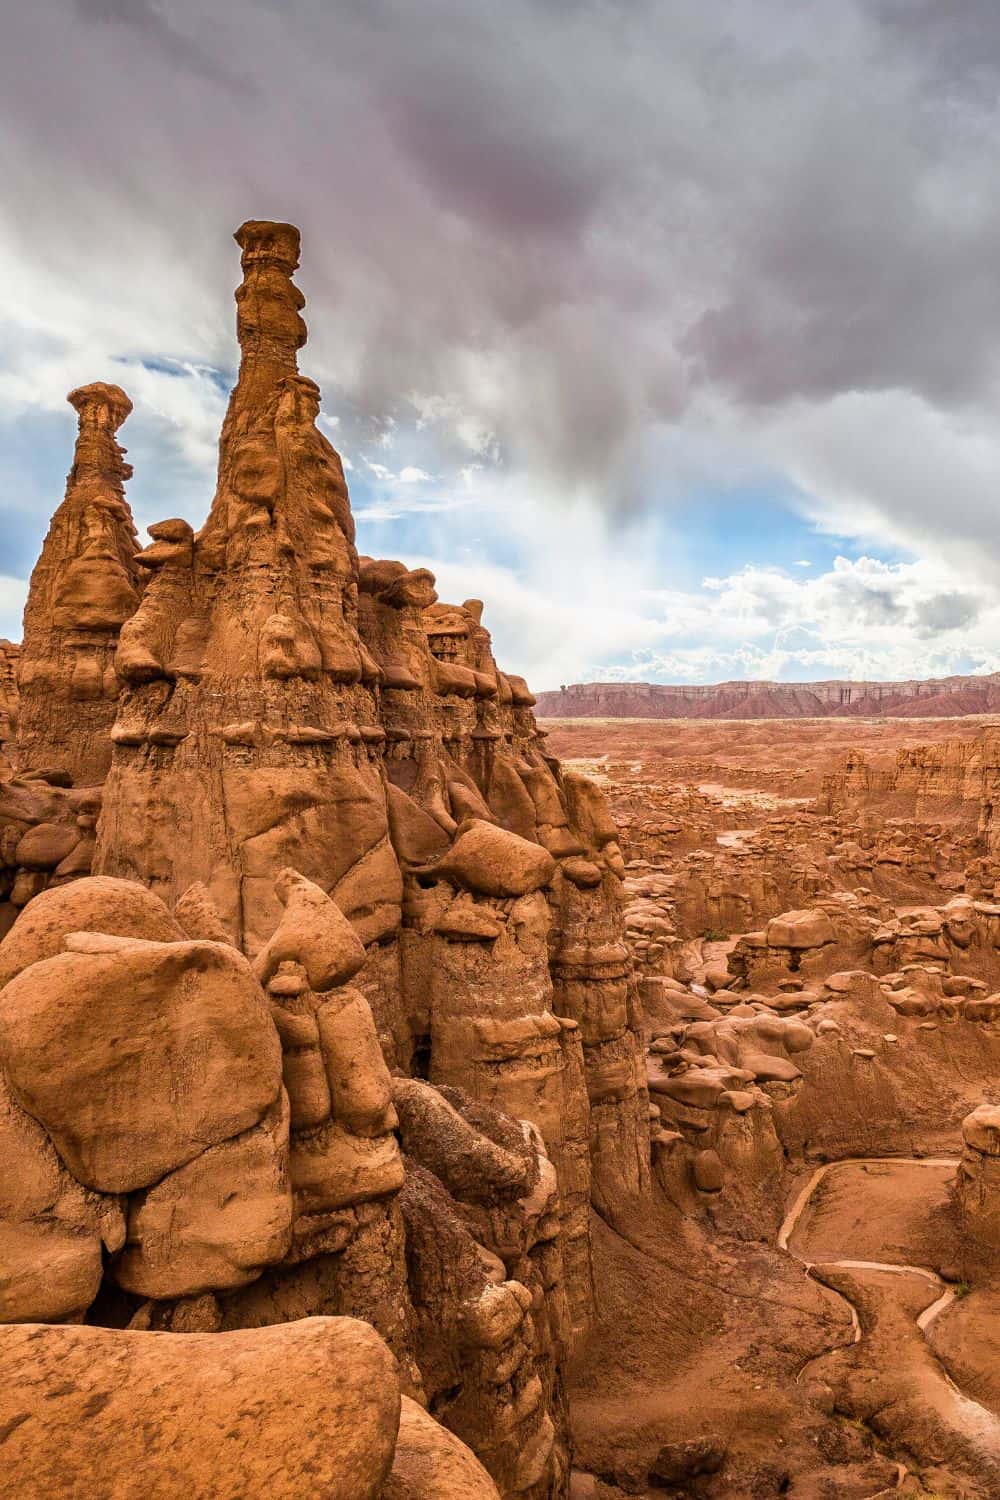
[543, 713, 999, 798]
[557, 711, 1000, 1496]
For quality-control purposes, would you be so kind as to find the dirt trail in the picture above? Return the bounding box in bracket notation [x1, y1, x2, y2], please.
[777, 1156, 961, 1343]
[777, 1156, 1000, 1491]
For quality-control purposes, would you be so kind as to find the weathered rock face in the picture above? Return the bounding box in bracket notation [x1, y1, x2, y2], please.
[0, 773, 101, 937]
[0, 1316, 403, 1500]
[0, 224, 652, 1500]
[0, 934, 283, 1194]
[823, 729, 1000, 862]
[89, 220, 648, 1331]
[0, 1066, 124, 1323]
[15, 384, 139, 787]
[957, 1104, 1000, 1259]
[0, 869, 569, 1495]
[387, 1396, 504, 1499]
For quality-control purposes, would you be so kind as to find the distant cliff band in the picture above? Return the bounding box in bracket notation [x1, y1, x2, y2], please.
[535, 674, 1000, 720]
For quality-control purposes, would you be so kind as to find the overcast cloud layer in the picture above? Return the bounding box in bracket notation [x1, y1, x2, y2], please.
[4, 0, 1000, 688]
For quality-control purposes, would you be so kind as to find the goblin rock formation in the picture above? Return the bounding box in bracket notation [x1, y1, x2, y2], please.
[530, 714, 1000, 1496]
[0, 222, 650, 1500]
[11, 222, 1000, 1499]
[0, 385, 138, 935]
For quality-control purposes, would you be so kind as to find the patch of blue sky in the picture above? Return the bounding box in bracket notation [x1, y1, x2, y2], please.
[662, 483, 912, 591]
[0, 408, 76, 579]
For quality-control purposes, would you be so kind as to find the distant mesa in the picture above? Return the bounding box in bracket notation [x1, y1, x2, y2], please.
[536, 673, 1000, 720]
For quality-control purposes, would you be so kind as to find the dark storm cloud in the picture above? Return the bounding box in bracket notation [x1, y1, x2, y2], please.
[867, 0, 1000, 85]
[6, 0, 1000, 517]
[71, 0, 250, 89]
[913, 592, 982, 636]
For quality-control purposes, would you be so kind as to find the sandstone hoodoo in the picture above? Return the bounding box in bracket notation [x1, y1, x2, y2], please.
[0, 222, 647, 1499]
[6, 223, 1000, 1500]
[16, 382, 139, 785]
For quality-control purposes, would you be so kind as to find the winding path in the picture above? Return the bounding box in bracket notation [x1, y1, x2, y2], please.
[777, 1154, 1000, 1493]
[777, 1156, 961, 1349]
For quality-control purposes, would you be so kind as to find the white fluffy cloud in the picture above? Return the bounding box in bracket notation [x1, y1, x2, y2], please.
[412, 549, 999, 690]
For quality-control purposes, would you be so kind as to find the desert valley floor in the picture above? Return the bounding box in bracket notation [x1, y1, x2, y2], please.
[541, 713, 1000, 1498]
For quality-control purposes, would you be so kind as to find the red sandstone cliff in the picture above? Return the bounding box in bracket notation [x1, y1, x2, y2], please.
[536, 674, 1000, 720]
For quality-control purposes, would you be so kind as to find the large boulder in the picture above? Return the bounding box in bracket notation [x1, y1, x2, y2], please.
[427, 819, 556, 898]
[384, 1396, 502, 1498]
[0, 1317, 400, 1499]
[252, 867, 365, 992]
[0, 875, 184, 988]
[13, 822, 79, 870]
[0, 1222, 102, 1325]
[0, 934, 282, 1193]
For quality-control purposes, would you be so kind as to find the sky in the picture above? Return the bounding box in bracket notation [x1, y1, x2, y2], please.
[4, 1, 1000, 691]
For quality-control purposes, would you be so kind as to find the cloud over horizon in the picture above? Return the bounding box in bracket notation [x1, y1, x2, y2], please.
[4, 1, 1000, 686]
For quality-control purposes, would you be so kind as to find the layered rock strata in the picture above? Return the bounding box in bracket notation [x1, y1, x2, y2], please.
[538, 674, 1000, 720]
[822, 732, 1000, 848]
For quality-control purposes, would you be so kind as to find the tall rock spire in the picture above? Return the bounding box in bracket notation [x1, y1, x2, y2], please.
[98, 224, 389, 952]
[194, 217, 352, 573]
[15, 383, 139, 784]
[231, 220, 306, 399]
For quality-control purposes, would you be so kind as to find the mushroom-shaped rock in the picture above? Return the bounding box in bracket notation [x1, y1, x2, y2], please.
[766, 908, 835, 949]
[253, 868, 365, 993]
[0, 1316, 400, 1499]
[0, 936, 282, 1194]
[0, 875, 184, 988]
[424, 819, 556, 898]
